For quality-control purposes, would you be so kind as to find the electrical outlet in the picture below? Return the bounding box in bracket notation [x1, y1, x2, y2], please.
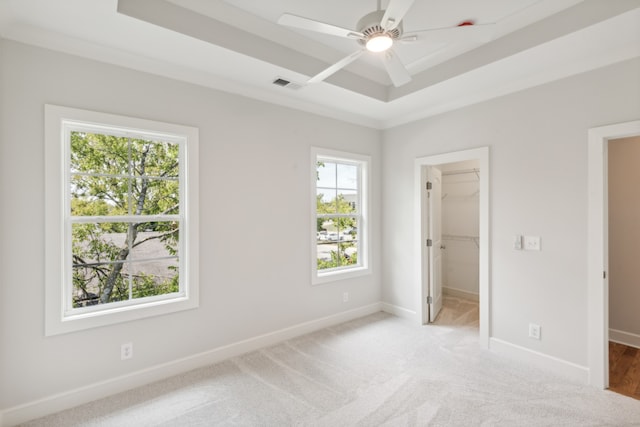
[528, 323, 541, 340]
[343, 292, 349, 303]
[121, 342, 133, 360]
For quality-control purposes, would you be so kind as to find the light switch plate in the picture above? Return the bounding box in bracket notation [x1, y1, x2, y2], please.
[524, 236, 541, 251]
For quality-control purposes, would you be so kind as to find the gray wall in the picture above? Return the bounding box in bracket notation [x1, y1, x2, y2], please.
[2, 35, 640, 418]
[381, 57, 640, 367]
[0, 40, 382, 410]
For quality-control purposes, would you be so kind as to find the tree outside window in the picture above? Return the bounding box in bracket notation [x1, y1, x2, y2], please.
[316, 159, 361, 271]
[70, 131, 182, 308]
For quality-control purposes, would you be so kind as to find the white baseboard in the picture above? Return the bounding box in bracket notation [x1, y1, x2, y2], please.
[489, 338, 589, 385]
[443, 286, 479, 302]
[0, 303, 382, 427]
[609, 328, 640, 349]
[381, 303, 418, 321]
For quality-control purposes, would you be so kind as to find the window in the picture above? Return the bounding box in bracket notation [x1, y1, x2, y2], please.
[312, 148, 370, 284]
[45, 105, 199, 335]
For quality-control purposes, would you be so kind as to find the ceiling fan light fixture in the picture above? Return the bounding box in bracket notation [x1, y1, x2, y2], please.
[366, 34, 393, 52]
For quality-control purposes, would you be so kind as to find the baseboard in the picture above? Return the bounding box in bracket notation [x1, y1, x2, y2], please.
[609, 328, 640, 349]
[489, 338, 589, 385]
[0, 303, 382, 427]
[381, 302, 418, 321]
[443, 286, 479, 302]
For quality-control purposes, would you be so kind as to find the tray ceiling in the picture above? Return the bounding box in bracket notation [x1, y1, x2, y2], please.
[1, 0, 639, 128]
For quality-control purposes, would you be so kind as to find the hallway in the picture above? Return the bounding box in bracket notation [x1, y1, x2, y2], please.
[609, 341, 640, 400]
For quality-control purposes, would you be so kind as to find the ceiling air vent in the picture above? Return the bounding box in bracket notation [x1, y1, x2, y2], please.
[272, 77, 303, 90]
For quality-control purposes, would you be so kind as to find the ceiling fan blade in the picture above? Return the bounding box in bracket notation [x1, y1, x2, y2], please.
[278, 13, 364, 39]
[403, 23, 496, 44]
[383, 49, 411, 87]
[308, 50, 365, 84]
[381, 0, 415, 31]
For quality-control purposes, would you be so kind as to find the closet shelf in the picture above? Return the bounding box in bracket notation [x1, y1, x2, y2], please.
[442, 168, 480, 179]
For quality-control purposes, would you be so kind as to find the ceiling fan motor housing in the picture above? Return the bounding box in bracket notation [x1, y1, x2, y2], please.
[357, 10, 403, 46]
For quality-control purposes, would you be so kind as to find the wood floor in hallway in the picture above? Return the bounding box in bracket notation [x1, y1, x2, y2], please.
[609, 341, 640, 400]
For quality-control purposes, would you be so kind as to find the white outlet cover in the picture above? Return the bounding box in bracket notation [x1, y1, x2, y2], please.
[528, 323, 541, 340]
[121, 342, 133, 360]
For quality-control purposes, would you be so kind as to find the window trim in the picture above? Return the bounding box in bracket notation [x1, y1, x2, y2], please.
[45, 105, 199, 335]
[311, 147, 371, 285]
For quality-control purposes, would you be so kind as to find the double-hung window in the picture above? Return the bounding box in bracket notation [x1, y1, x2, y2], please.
[45, 105, 199, 335]
[312, 148, 370, 284]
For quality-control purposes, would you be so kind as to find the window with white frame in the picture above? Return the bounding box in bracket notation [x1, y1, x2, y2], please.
[312, 148, 370, 283]
[45, 105, 199, 335]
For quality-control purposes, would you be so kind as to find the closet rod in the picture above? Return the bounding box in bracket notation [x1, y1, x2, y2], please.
[442, 168, 479, 177]
[442, 234, 479, 248]
[442, 234, 479, 240]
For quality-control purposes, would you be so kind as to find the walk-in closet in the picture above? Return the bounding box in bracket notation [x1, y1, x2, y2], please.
[440, 160, 480, 301]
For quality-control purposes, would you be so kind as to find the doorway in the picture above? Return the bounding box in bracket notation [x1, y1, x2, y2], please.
[587, 120, 640, 389]
[415, 147, 489, 348]
[607, 136, 640, 399]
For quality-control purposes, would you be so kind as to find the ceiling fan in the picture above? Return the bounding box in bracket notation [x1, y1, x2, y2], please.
[277, 0, 494, 87]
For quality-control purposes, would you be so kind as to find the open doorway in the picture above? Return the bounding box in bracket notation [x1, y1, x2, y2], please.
[415, 147, 489, 348]
[606, 135, 640, 399]
[587, 120, 640, 390]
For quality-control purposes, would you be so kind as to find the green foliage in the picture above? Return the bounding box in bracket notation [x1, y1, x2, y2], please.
[315, 193, 358, 271]
[316, 195, 357, 230]
[70, 131, 180, 308]
[131, 272, 179, 299]
[317, 246, 358, 270]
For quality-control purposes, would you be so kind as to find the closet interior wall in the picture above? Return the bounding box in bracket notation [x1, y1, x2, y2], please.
[441, 160, 480, 301]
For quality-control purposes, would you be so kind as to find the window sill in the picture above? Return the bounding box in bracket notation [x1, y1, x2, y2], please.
[312, 266, 371, 285]
[46, 294, 198, 336]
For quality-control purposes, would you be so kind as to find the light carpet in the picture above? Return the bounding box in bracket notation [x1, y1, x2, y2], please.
[21, 297, 640, 426]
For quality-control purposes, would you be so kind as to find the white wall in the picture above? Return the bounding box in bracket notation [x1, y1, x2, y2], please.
[441, 160, 480, 298]
[0, 40, 381, 413]
[608, 136, 640, 346]
[382, 57, 640, 369]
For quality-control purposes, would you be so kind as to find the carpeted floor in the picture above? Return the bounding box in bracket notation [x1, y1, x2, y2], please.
[21, 296, 640, 426]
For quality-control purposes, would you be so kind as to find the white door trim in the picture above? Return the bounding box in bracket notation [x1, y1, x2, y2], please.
[587, 120, 640, 389]
[414, 147, 490, 348]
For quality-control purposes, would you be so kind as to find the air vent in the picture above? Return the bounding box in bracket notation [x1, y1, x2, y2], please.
[272, 77, 303, 90]
[273, 77, 290, 86]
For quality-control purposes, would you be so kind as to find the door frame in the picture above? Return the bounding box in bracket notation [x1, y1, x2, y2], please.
[415, 147, 490, 348]
[587, 120, 640, 389]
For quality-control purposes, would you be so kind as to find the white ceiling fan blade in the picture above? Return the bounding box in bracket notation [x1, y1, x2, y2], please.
[381, 0, 415, 31]
[308, 50, 365, 84]
[403, 24, 496, 44]
[383, 49, 411, 87]
[278, 13, 364, 39]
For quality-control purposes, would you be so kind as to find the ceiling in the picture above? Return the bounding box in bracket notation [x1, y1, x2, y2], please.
[0, 0, 639, 129]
